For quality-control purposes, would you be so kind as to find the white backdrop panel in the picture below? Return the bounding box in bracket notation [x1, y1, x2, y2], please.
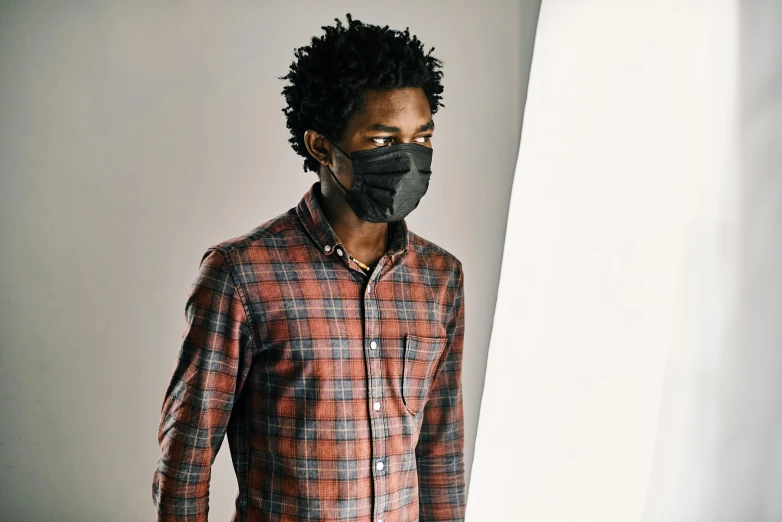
[467, 1, 743, 521]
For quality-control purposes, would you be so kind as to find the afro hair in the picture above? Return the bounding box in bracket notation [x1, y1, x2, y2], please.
[278, 13, 445, 174]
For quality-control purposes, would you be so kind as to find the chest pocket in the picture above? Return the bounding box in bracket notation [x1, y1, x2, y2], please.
[402, 334, 448, 415]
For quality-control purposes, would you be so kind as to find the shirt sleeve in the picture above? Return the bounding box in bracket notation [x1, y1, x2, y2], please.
[415, 262, 467, 522]
[152, 248, 254, 522]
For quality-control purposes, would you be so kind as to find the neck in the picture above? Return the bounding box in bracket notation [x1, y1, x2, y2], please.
[317, 182, 388, 266]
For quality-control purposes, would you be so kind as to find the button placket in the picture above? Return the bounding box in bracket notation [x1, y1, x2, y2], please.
[363, 259, 388, 521]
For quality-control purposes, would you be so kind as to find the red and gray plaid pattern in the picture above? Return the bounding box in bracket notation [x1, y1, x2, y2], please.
[152, 181, 466, 521]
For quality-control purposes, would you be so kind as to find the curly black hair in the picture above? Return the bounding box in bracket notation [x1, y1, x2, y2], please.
[278, 13, 445, 174]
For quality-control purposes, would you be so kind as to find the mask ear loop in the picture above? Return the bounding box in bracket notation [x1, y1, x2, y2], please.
[326, 163, 351, 194]
[321, 133, 353, 194]
[322, 134, 352, 159]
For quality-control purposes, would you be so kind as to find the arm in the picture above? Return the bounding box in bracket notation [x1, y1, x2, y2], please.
[152, 248, 254, 522]
[416, 262, 467, 521]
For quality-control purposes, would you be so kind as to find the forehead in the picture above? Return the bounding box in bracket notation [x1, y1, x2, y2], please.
[348, 87, 433, 131]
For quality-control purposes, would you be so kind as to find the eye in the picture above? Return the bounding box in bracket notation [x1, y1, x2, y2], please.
[371, 135, 433, 146]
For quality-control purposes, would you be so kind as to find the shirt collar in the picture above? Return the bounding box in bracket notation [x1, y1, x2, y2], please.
[296, 181, 409, 258]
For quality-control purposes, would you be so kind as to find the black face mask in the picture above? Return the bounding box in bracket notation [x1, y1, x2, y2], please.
[322, 135, 433, 223]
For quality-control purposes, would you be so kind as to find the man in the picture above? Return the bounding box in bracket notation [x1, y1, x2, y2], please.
[152, 13, 466, 522]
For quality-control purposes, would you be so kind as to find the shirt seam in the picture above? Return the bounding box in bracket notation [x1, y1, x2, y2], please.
[209, 247, 257, 522]
[216, 221, 298, 256]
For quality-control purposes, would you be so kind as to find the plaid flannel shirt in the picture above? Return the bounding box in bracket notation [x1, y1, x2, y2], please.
[152, 181, 466, 522]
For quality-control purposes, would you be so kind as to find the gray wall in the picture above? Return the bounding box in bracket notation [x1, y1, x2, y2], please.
[0, 1, 540, 520]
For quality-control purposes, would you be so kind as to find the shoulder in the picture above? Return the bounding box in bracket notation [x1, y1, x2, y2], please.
[199, 207, 300, 264]
[407, 229, 463, 277]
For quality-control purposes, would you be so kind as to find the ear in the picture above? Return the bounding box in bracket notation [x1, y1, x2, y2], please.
[303, 130, 331, 167]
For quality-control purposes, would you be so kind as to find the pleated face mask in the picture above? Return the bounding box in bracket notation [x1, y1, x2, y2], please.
[322, 135, 433, 223]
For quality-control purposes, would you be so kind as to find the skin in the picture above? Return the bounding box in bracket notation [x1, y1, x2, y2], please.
[303, 86, 435, 268]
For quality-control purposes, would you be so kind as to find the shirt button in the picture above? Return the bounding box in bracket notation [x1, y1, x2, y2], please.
[370, 340, 377, 350]
[376, 460, 384, 471]
[366, 284, 372, 294]
[373, 402, 381, 411]
[324, 245, 331, 252]
[336, 248, 343, 256]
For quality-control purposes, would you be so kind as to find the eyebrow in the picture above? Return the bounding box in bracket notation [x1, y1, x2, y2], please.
[366, 119, 435, 133]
